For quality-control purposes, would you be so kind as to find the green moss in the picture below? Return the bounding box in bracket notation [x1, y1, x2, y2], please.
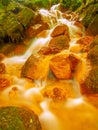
[17, 7, 35, 28]
[0, 106, 42, 130]
[61, 0, 71, 8]
[69, 0, 82, 11]
[82, 3, 98, 27]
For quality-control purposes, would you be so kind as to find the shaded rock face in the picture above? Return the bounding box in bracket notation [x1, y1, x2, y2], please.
[87, 36, 98, 66]
[86, 14, 98, 36]
[83, 66, 98, 94]
[81, 35, 98, 94]
[0, 106, 42, 130]
[76, 36, 94, 52]
[68, 54, 80, 72]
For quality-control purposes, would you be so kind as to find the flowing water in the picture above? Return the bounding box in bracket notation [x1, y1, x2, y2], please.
[0, 4, 98, 130]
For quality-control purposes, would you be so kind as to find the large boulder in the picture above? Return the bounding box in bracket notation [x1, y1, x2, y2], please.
[48, 35, 69, 53]
[21, 54, 50, 80]
[0, 1, 36, 43]
[50, 53, 72, 80]
[0, 106, 41, 130]
[50, 24, 70, 40]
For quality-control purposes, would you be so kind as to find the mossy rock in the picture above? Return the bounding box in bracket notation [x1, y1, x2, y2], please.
[84, 66, 98, 93]
[0, 106, 42, 130]
[87, 14, 98, 36]
[0, 1, 36, 43]
[87, 45, 98, 66]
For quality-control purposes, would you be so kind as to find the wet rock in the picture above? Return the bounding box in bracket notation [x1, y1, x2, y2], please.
[87, 14, 98, 36]
[83, 66, 98, 94]
[41, 80, 77, 101]
[50, 54, 72, 80]
[87, 35, 98, 66]
[0, 63, 6, 74]
[87, 45, 98, 66]
[0, 78, 10, 91]
[38, 47, 52, 55]
[68, 54, 80, 72]
[48, 35, 69, 53]
[0, 53, 6, 61]
[26, 23, 49, 38]
[51, 24, 70, 39]
[89, 35, 98, 49]
[76, 36, 94, 52]
[39, 35, 69, 55]
[21, 54, 50, 80]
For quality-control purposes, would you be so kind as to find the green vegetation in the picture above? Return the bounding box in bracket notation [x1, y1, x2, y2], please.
[0, 0, 98, 43]
[0, 106, 42, 130]
[62, 0, 82, 11]
[0, 1, 36, 43]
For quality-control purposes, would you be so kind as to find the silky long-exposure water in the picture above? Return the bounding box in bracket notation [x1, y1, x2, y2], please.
[0, 4, 98, 130]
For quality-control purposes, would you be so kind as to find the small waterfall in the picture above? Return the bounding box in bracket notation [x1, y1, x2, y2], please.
[72, 78, 82, 97]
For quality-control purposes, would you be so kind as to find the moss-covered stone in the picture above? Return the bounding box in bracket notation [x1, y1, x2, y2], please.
[0, 1, 36, 43]
[0, 106, 42, 130]
[84, 66, 98, 93]
[87, 45, 98, 66]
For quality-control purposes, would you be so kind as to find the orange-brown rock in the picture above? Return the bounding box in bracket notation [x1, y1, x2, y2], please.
[0, 53, 5, 61]
[48, 35, 69, 53]
[86, 14, 98, 36]
[38, 46, 52, 55]
[0, 63, 6, 74]
[0, 78, 10, 91]
[39, 35, 69, 55]
[21, 54, 50, 80]
[50, 54, 72, 80]
[26, 22, 49, 38]
[68, 54, 80, 72]
[76, 36, 94, 52]
[51, 24, 69, 38]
